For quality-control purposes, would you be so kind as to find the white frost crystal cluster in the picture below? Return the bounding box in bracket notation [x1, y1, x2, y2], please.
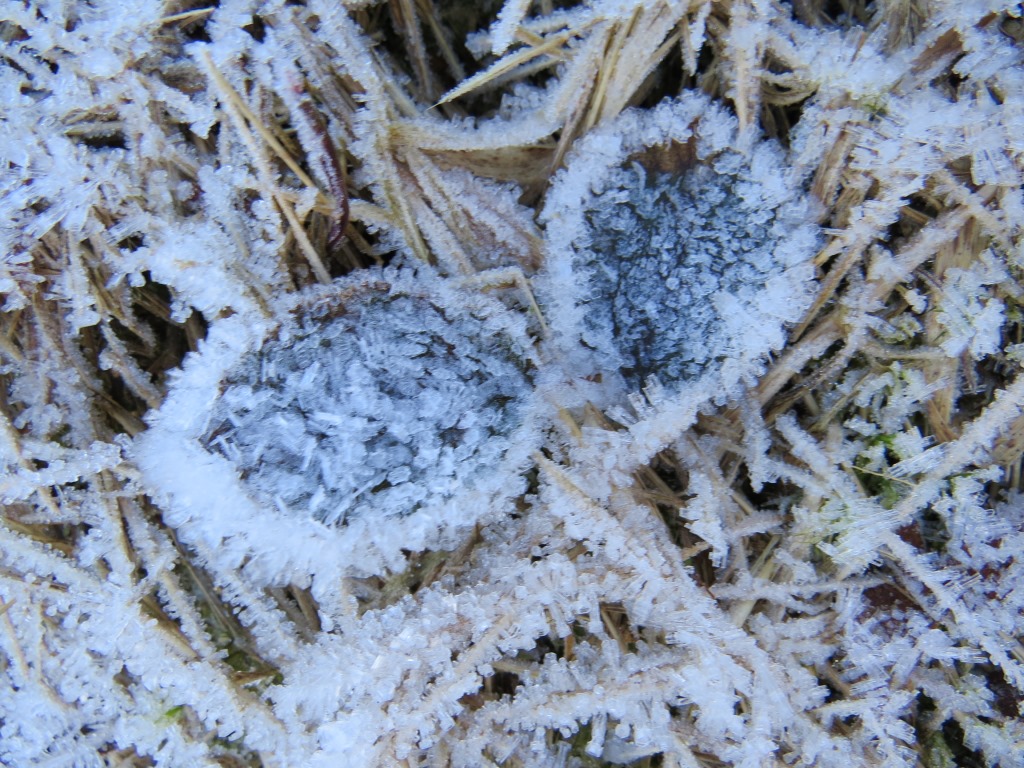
[542, 96, 819, 396]
[206, 275, 533, 527]
[578, 159, 802, 386]
[137, 267, 538, 580]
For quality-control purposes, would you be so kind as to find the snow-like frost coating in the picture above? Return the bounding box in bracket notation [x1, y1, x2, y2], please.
[540, 95, 820, 398]
[135, 266, 539, 580]
[206, 278, 533, 526]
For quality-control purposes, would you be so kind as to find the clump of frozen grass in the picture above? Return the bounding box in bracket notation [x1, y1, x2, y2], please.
[541, 95, 819, 398]
[136, 266, 539, 580]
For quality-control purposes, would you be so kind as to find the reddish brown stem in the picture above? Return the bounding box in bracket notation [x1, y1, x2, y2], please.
[294, 88, 349, 252]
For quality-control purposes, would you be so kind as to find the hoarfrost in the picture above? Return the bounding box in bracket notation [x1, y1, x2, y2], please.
[137, 265, 540, 580]
[540, 94, 819, 399]
[5, 0, 1024, 766]
[205, 268, 535, 527]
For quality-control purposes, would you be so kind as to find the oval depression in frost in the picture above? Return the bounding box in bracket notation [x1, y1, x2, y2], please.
[135, 267, 539, 582]
[540, 94, 821, 402]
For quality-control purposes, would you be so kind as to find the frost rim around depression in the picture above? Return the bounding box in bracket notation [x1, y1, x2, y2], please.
[135, 265, 541, 582]
[539, 94, 820, 406]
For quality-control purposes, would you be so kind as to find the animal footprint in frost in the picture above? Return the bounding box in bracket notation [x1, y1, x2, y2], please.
[540, 94, 820, 401]
[136, 267, 538, 582]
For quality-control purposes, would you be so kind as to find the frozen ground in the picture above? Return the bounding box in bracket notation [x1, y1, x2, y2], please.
[1, 1, 1024, 766]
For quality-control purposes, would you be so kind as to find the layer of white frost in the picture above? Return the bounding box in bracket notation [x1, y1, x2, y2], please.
[135, 266, 540, 582]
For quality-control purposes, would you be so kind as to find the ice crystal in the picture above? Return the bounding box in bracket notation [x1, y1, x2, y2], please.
[205, 272, 534, 527]
[541, 95, 819, 397]
[136, 267, 539, 581]
[582, 160, 789, 386]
